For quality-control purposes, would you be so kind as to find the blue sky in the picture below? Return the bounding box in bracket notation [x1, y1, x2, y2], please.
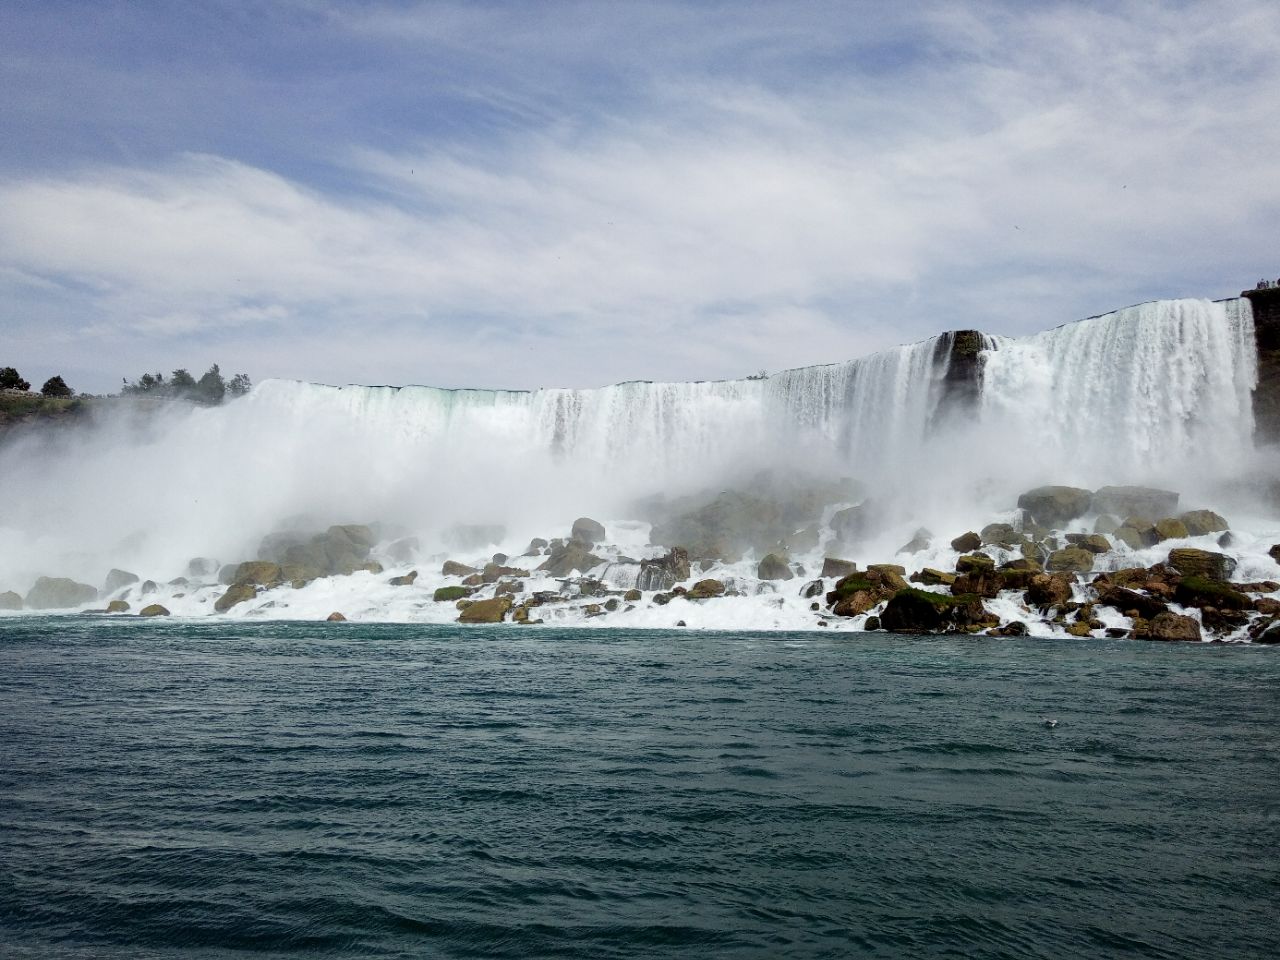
[3, 0, 1279, 393]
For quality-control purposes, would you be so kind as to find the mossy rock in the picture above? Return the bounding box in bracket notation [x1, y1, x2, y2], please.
[1153, 518, 1189, 541]
[686, 579, 726, 600]
[757, 553, 794, 581]
[624, 589, 642, 602]
[1167, 548, 1235, 581]
[214, 583, 257, 613]
[956, 553, 994, 573]
[1017, 485, 1093, 527]
[910, 568, 956, 586]
[1173, 576, 1250, 611]
[457, 596, 513, 623]
[1047, 547, 1094, 573]
[233, 561, 283, 586]
[433, 585, 470, 602]
[1065, 533, 1110, 554]
[879, 588, 993, 633]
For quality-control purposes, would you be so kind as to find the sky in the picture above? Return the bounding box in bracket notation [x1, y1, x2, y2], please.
[2, 0, 1279, 394]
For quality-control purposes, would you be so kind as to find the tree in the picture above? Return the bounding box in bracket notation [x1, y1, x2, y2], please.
[121, 372, 165, 396]
[169, 368, 197, 396]
[40, 375, 73, 397]
[0, 367, 31, 392]
[196, 363, 226, 403]
[227, 372, 252, 397]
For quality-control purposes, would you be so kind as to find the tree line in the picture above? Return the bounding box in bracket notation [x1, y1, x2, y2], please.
[0, 363, 252, 403]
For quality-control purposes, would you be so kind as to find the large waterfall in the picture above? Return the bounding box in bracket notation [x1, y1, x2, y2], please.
[0, 296, 1263, 594]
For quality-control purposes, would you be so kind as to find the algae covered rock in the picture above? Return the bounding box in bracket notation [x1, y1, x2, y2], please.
[956, 553, 994, 573]
[1153, 518, 1189, 542]
[1091, 486, 1179, 520]
[26, 577, 98, 610]
[1178, 510, 1228, 537]
[910, 568, 956, 587]
[1173, 577, 1250, 611]
[1167, 548, 1235, 581]
[686, 579, 726, 600]
[457, 595, 513, 623]
[433, 585, 470, 602]
[880, 588, 994, 633]
[138, 603, 170, 617]
[214, 583, 257, 613]
[757, 553, 794, 581]
[1017, 485, 1092, 527]
[1047, 547, 1094, 573]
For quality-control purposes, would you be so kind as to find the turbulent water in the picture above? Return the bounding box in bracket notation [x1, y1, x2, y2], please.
[0, 295, 1268, 607]
[1, 619, 1276, 959]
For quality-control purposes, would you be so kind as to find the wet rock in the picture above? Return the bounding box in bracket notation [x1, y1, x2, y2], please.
[831, 501, 883, 545]
[1047, 547, 1094, 574]
[820, 557, 857, 579]
[280, 562, 325, 585]
[1255, 597, 1280, 615]
[168, 577, 189, 588]
[950, 531, 982, 552]
[233, 561, 283, 587]
[1065, 533, 1110, 554]
[187, 557, 221, 579]
[989, 621, 1028, 637]
[106, 599, 130, 613]
[141, 580, 158, 595]
[1135, 612, 1201, 642]
[384, 537, 420, 565]
[956, 553, 995, 573]
[433, 585, 470, 602]
[1167, 548, 1236, 581]
[1091, 486, 1179, 520]
[1253, 621, 1280, 644]
[389, 570, 419, 587]
[482, 562, 529, 583]
[26, 577, 98, 610]
[1097, 586, 1168, 620]
[214, 583, 257, 613]
[491, 553, 508, 565]
[997, 567, 1039, 590]
[457, 595, 514, 623]
[896, 529, 932, 554]
[1113, 523, 1150, 551]
[800, 579, 825, 599]
[624, 589, 642, 602]
[583, 603, 603, 617]
[571, 517, 607, 545]
[1025, 573, 1074, 608]
[1178, 510, 1228, 537]
[104, 569, 139, 594]
[604, 598, 621, 612]
[637, 548, 691, 591]
[880, 588, 995, 634]
[1269, 544, 1280, 564]
[979, 523, 1021, 546]
[866, 565, 908, 591]
[686, 579, 726, 600]
[495, 580, 524, 596]
[1066, 621, 1093, 637]
[138, 603, 170, 617]
[1017, 485, 1093, 527]
[757, 553, 794, 581]
[910, 568, 956, 586]
[1173, 577, 1251, 611]
[1153, 518, 1189, 541]
[951, 568, 1002, 599]
[326, 611, 347, 622]
[999, 557, 1043, 573]
[0, 590, 23, 610]
[1093, 515, 1121, 536]
[538, 541, 604, 578]
[462, 573, 485, 587]
[523, 538, 549, 555]
[442, 560, 479, 577]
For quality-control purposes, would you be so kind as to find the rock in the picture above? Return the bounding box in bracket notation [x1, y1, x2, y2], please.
[1025, 574, 1073, 608]
[106, 599, 130, 613]
[757, 553, 794, 581]
[1153, 518, 1189, 541]
[538, 541, 604, 578]
[457, 596, 513, 623]
[0, 590, 22, 610]
[384, 537, 420, 565]
[1091, 486, 1179, 520]
[494, 580, 524, 596]
[326, 611, 347, 621]
[1135, 612, 1201, 642]
[141, 580, 157, 594]
[827, 571, 898, 616]
[686, 579, 726, 600]
[951, 567, 1002, 599]
[950, 531, 982, 552]
[1113, 524, 1149, 551]
[1173, 577, 1251, 611]
[280, 562, 325, 585]
[1017, 485, 1093, 527]
[1178, 510, 1228, 536]
[637, 548, 691, 591]
[820, 557, 857, 579]
[1167, 548, 1235, 581]
[989, 621, 1028, 637]
[433, 585, 470, 602]
[830, 501, 883, 545]
[1093, 514, 1121, 535]
[624, 589, 642, 601]
[999, 557, 1043, 572]
[187, 557, 221, 578]
[1270, 544, 1280, 564]
[800, 579, 825, 599]
[880, 588, 995, 633]
[103, 569, 139, 593]
[864, 616, 882, 630]
[785, 525, 822, 553]
[168, 577, 189, 587]
[389, 570, 419, 587]
[233, 561, 283, 586]
[214, 583, 257, 612]
[25, 577, 98, 610]
[462, 573, 484, 587]
[979, 523, 1021, 546]
[1066, 621, 1093, 637]
[866, 564, 909, 591]
[1255, 598, 1280, 615]
[482, 562, 529, 583]
[442, 560, 479, 577]
[910, 568, 956, 586]
[896, 529, 932, 554]
[1047, 547, 1094, 573]
[571, 517, 607, 545]
[360, 561, 384, 575]
[955, 553, 994, 573]
[492, 553, 508, 565]
[524, 538, 549, 555]
[1097, 586, 1168, 620]
[1065, 533, 1110, 554]
[218, 564, 239, 585]
[583, 603, 603, 617]
[138, 603, 170, 617]
[604, 598, 620, 612]
[997, 567, 1039, 590]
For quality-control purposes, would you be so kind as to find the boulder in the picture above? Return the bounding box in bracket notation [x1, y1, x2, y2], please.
[217, 564, 239, 586]
[442, 560, 479, 577]
[0, 590, 22, 610]
[999, 557, 1043, 572]
[1093, 515, 1121, 536]
[880, 588, 995, 633]
[433, 585, 470, 602]
[1167, 548, 1236, 581]
[1113, 523, 1150, 551]
[524, 538, 549, 555]
[384, 537, 420, 565]
[103, 569, 139, 594]
[494, 580, 524, 596]
[141, 580, 157, 594]
[1173, 577, 1251, 611]
[25, 577, 98, 610]
[1025, 573, 1074, 608]
[830, 501, 883, 544]
[800, 579, 825, 599]
[950, 531, 982, 552]
[1270, 544, 1280, 564]
[214, 583, 257, 613]
[538, 541, 604, 578]
[462, 573, 485, 587]
[1047, 547, 1094, 574]
[910, 568, 956, 586]
[233, 561, 283, 587]
[757, 553, 794, 581]
[820, 557, 857, 579]
[686, 579, 726, 600]
[570, 517, 607, 545]
[864, 616, 882, 630]
[1097, 586, 1168, 620]
[989, 621, 1028, 637]
[979, 523, 1021, 546]
[636, 548, 691, 591]
[457, 596, 513, 623]
[492, 553, 508, 565]
[106, 599, 130, 613]
[1091, 486, 1179, 520]
[280, 563, 324, 585]
[951, 567, 1002, 599]
[1065, 533, 1110, 554]
[956, 553, 994, 573]
[1135, 612, 1201, 642]
[896, 529, 932, 554]
[866, 564, 909, 591]
[827, 571, 897, 616]
[326, 612, 347, 622]
[1153, 518, 1189, 542]
[187, 557, 221, 579]
[785, 525, 822, 553]
[624, 589, 642, 602]
[1178, 510, 1228, 537]
[138, 603, 170, 617]
[1017, 485, 1093, 527]
[482, 562, 529, 583]
[389, 570, 419, 586]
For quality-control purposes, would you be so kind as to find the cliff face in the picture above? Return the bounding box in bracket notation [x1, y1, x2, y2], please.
[928, 330, 985, 431]
[1245, 287, 1280, 445]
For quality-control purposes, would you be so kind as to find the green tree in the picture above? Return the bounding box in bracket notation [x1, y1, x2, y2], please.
[40, 375, 73, 397]
[197, 363, 226, 403]
[227, 372, 252, 397]
[0, 367, 31, 391]
[121, 372, 165, 396]
[169, 368, 197, 396]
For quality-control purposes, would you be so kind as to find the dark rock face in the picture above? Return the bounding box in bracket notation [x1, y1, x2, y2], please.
[571, 517, 607, 545]
[1173, 577, 1250, 611]
[1018, 486, 1093, 527]
[26, 577, 97, 609]
[1245, 287, 1280, 444]
[880, 588, 994, 633]
[1098, 586, 1168, 620]
[1091, 486, 1179, 520]
[637, 548, 691, 592]
[931, 330, 986, 430]
[800, 579, 825, 599]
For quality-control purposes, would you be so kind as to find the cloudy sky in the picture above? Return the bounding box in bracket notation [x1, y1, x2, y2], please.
[2, 0, 1278, 394]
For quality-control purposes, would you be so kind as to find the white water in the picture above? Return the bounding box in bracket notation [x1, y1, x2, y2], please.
[0, 296, 1274, 628]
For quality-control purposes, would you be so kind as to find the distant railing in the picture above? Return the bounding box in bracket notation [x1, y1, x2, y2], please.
[1257, 279, 1280, 290]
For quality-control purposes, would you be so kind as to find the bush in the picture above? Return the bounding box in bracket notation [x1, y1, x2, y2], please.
[0, 367, 31, 392]
[40, 375, 73, 398]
